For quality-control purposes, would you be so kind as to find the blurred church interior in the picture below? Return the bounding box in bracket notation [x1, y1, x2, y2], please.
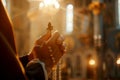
[2, 0, 120, 80]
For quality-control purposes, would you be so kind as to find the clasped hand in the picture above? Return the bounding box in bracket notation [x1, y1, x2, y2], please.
[29, 30, 66, 73]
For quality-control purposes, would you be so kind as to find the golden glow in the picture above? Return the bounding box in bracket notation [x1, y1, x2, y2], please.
[89, 59, 95, 66]
[44, 0, 53, 6]
[116, 58, 120, 65]
[38, 0, 60, 15]
[88, 2, 106, 15]
[54, 1, 60, 9]
[43, 0, 60, 8]
[39, 2, 44, 8]
[39, 0, 60, 9]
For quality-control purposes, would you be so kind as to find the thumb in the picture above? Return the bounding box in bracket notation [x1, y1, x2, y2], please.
[41, 30, 51, 41]
[47, 31, 60, 44]
[35, 31, 51, 45]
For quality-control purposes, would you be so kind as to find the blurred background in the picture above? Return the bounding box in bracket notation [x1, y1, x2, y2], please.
[2, 0, 120, 80]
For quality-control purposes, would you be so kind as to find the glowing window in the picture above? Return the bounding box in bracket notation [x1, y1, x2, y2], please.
[66, 4, 73, 33]
[118, 0, 120, 25]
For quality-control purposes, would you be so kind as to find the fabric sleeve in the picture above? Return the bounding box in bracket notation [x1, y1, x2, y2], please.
[19, 54, 48, 80]
[25, 59, 48, 80]
[19, 55, 29, 68]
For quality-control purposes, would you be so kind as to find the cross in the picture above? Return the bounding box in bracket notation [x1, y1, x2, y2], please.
[47, 22, 53, 31]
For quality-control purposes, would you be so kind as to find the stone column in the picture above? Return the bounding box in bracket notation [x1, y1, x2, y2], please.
[89, 0, 105, 79]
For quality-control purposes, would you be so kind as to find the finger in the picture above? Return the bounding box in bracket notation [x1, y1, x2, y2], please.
[60, 42, 66, 53]
[41, 31, 51, 41]
[50, 45, 61, 63]
[47, 31, 60, 44]
[35, 31, 51, 45]
[56, 35, 64, 45]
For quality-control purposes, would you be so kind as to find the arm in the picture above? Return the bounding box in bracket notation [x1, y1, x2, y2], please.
[20, 22, 66, 76]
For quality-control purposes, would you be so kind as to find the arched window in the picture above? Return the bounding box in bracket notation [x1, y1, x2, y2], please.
[66, 4, 74, 34]
[116, 0, 120, 28]
[118, 0, 120, 26]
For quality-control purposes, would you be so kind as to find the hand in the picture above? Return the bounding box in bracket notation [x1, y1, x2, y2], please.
[29, 31, 66, 74]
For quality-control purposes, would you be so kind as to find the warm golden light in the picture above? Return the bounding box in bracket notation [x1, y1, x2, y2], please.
[39, 0, 60, 9]
[54, 1, 60, 9]
[88, 2, 106, 15]
[116, 58, 120, 65]
[44, 0, 52, 6]
[89, 59, 95, 66]
[43, 0, 60, 8]
[38, 0, 60, 15]
[39, 2, 44, 8]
